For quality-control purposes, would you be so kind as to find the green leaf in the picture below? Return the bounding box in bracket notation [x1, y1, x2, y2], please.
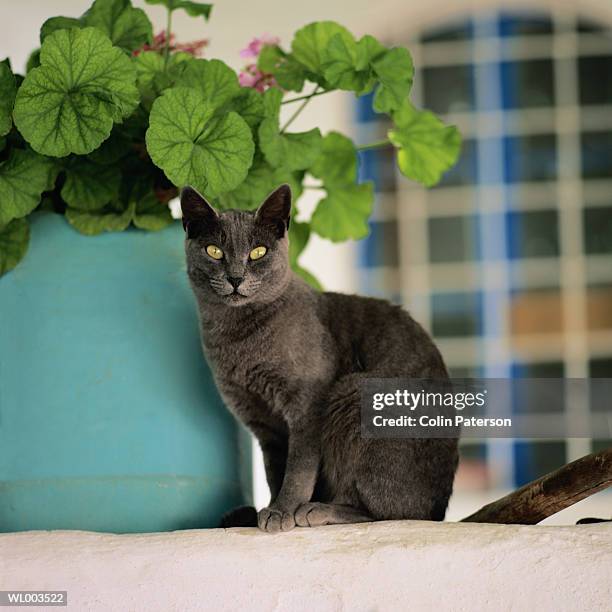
[133, 192, 173, 230]
[117, 156, 156, 204]
[388, 101, 461, 187]
[291, 21, 354, 82]
[261, 86, 283, 117]
[146, 87, 254, 197]
[0, 149, 55, 225]
[176, 59, 240, 109]
[133, 50, 192, 108]
[293, 263, 322, 291]
[310, 182, 374, 242]
[66, 201, 135, 235]
[61, 159, 121, 210]
[288, 219, 310, 265]
[13, 27, 139, 157]
[134, 51, 192, 87]
[259, 123, 321, 172]
[355, 35, 386, 70]
[258, 46, 306, 92]
[143, 0, 212, 20]
[225, 88, 265, 132]
[274, 57, 307, 92]
[258, 45, 284, 73]
[83, 0, 153, 53]
[40, 16, 82, 43]
[216, 158, 276, 210]
[321, 33, 379, 94]
[0, 217, 30, 276]
[310, 131, 357, 186]
[26, 49, 41, 73]
[216, 154, 304, 211]
[0, 59, 17, 137]
[258, 88, 322, 172]
[86, 127, 131, 164]
[371, 47, 414, 113]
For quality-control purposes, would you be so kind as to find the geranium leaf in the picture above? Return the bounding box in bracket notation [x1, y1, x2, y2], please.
[216, 156, 303, 210]
[293, 263, 322, 291]
[216, 157, 277, 210]
[371, 47, 414, 113]
[13, 27, 139, 157]
[388, 101, 461, 187]
[259, 122, 322, 172]
[321, 33, 378, 94]
[66, 201, 135, 235]
[0, 149, 56, 226]
[86, 127, 131, 164]
[258, 88, 322, 172]
[355, 35, 386, 70]
[83, 0, 153, 53]
[61, 159, 122, 210]
[309, 131, 357, 186]
[291, 21, 354, 85]
[0, 59, 17, 137]
[26, 50, 41, 73]
[225, 88, 265, 132]
[143, 0, 212, 20]
[146, 87, 254, 197]
[258, 46, 306, 92]
[176, 59, 240, 109]
[274, 56, 307, 92]
[133, 50, 192, 108]
[133, 192, 173, 230]
[0, 217, 30, 276]
[310, 182, 374, 242]
[39, 16, 82, 43]
[288, 219, 310, 265]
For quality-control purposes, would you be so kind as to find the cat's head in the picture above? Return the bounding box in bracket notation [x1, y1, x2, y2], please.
[180, 184, 292, 306]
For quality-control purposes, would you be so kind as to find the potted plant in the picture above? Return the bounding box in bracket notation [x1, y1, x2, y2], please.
[0, 0, 460, 533]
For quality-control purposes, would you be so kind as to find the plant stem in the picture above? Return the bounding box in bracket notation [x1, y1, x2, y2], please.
[281, 88, 329, 105]
[280, 86, 321, 133]
[356, 138, 392, 152]
[163, 9, 173, 67]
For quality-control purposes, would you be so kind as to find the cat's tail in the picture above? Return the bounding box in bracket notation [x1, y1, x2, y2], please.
[220, 505, 258, 528]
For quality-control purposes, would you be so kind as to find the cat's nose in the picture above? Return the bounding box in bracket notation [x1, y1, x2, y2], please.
[227, 276, 243, 289]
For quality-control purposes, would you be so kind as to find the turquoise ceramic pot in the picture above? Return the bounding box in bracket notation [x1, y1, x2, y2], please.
[0, 213, 251, 533]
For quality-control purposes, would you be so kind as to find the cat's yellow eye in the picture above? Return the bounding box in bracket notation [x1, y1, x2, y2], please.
[206, 245, 224, 260]
[249, 246, 267, 261]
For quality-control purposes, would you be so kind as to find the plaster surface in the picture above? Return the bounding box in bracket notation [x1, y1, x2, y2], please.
[1, 520, 610, 611]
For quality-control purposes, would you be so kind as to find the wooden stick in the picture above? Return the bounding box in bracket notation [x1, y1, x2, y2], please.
[461, 448, 612, 524]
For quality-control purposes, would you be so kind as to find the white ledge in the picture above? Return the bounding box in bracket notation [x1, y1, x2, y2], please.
[1, 521, 611, 611]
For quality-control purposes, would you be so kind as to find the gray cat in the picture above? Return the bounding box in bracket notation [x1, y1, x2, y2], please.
[181, 184, 458, 533]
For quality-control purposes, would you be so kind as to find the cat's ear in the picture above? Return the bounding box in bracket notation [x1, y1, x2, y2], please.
[255, 184, 291, 238]
[180, 186, 218, 238]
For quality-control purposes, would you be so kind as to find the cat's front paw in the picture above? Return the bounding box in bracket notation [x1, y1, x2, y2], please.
[295, 502, 329, 527]
[257, 506, 296, 533]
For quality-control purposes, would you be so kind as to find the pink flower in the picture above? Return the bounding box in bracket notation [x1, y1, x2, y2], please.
[238, 64, 276, 92]
[239, 34, 280, 59]
[133, 30, 208, 57]
[238, 69, 260, 88]
[238, 34, 282, 92]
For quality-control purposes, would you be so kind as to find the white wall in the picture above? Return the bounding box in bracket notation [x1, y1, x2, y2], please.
[1, 521, 611, 611]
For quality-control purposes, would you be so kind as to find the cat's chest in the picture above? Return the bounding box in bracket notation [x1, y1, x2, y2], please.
[207, 326, 308, 383]
[203, 316, 334, 407]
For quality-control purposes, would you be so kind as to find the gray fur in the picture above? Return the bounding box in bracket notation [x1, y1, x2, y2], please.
[181, 184, 458, 532]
